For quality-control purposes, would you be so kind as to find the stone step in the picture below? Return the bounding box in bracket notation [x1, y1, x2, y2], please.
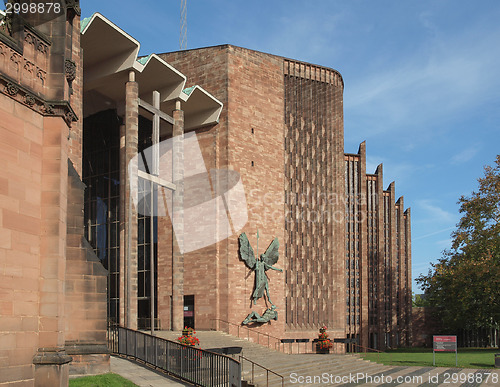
[243, 360, 386, 381]
[154, 330, 384, 386]
[241, 354, 390, 385]
[243, 359, 358, 374]
[244, 359, 386, 384]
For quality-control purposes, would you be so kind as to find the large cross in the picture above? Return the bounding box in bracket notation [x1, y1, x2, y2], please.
[137, 91, 177, 334]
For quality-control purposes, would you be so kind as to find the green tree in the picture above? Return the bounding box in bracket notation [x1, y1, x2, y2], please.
[417, 156, 500, 332]
[412, 292, 430, 307]
[452, 155, 500, 256]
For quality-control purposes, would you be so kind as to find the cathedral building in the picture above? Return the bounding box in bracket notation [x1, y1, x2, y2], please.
[158, 46, 412, 349]
[0, 4, 411, 385]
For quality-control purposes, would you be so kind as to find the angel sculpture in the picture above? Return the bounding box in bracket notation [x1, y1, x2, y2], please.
[239, 232, 282, 306]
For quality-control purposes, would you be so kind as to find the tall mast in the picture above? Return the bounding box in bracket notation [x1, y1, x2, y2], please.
[180, 0, 187, 50]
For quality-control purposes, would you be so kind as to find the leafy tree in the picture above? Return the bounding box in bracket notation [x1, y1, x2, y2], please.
[452, 155, 500, 256]
[417, 156, 500, 332]
[412, 292, 430, 307]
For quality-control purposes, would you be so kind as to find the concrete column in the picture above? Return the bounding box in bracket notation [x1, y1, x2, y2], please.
[171, 100, 184, 331]
[125, 71, 138, 329]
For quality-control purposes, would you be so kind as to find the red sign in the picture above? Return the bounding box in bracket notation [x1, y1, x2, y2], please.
[434, 336, 456, 342]
[433, 336, 457, 352]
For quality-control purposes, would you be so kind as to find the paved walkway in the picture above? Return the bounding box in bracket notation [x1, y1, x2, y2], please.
[110, 355, 192, 386]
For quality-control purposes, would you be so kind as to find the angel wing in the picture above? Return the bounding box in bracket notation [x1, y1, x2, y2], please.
[261, 237, 279, 267]
[239, 233, 256, 269]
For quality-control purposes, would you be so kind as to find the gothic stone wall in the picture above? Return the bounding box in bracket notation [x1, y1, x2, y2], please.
[0, 6, 108, 385]
[0, 90, 46, 386]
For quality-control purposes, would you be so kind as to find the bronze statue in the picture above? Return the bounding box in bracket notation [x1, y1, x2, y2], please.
[239, 232, 282, 306]
[242, 305, 278, 324]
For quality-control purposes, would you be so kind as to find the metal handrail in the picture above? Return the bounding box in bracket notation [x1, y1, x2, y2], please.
[211, 318, 284, 352]
[108, 325, 241, 386]
[351, 343, 392, 365]
[239, 355, 284, 387]
[352, 343, 384, 353]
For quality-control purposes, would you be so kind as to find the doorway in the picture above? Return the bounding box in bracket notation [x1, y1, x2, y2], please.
[184, 295, 195, 329]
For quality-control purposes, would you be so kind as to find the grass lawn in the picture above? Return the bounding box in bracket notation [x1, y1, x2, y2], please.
[69, 373, 138, 386]
[360, 348, 499, 368]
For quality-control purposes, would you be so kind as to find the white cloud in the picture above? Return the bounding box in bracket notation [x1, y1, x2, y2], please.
[413, 226, 455, 241]
[450, 145, 480, 165]
[344, 14, 500, 140]
[417, 199, 456, 224]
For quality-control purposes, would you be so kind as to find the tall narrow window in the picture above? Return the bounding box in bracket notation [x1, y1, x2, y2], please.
[83, 109, 121, 324]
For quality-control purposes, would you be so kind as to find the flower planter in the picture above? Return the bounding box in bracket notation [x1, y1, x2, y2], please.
[315, 326, 333, 354]
[178, 327, 200, 347]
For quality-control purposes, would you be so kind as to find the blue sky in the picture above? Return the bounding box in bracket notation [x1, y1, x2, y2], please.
[81, 1, 500, 292]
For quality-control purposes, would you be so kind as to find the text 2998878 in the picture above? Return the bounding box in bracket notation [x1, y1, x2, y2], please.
[4, 2, 62, 15]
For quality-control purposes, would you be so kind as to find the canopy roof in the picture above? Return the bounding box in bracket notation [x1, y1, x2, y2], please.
[81, 13, 222, 130]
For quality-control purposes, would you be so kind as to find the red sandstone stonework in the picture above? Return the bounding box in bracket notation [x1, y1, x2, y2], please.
[160, 45, 411, 351]
[0, 4, 109, 385]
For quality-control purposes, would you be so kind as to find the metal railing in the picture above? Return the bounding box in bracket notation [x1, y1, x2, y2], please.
[239, 355, 284, 387]
[211, 318, 285, 352]
[108, 325, 241, 387]
[351, 343, 392, 364]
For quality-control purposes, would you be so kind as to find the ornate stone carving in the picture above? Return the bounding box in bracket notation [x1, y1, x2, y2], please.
[65, 59, 76, 83]
[65, 0, 81, 16]
[10, 52, 21, 67]
[24, 60, 35, 74]
[0, 70, 77, 127]
[0, 76, 77, 127]
[36, 69, 46, 85]
[24, 33, 35, 46]
[5, 82, 19, 96]
[65, 110, 76, 123]
[0, 8, 13, 37]
[24, 32, 49, 55]
[24, 93, 36, 107]
[43, 103, 55, 115]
